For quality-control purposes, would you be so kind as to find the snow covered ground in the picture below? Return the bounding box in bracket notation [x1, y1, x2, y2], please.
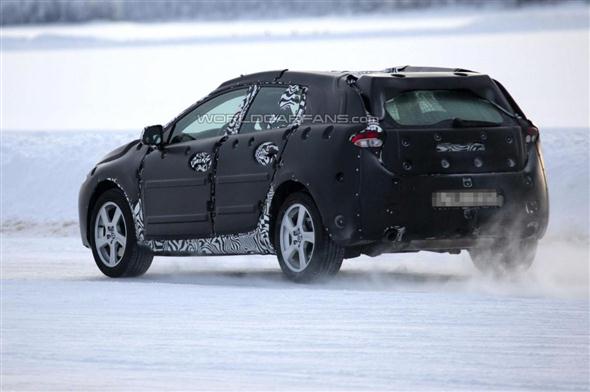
[1, 236, 588, 391]
[1, 4, 589, 391]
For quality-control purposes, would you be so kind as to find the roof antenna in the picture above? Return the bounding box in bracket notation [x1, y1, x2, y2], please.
[384, 65, 408, 73]
[274, 69, 288, 81]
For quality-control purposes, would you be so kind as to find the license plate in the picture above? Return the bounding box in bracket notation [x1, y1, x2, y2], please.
[432, 190, 503, 208]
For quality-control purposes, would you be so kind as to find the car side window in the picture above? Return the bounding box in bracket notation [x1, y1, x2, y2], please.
[170, 89, 247, 144]
[240, 85, 304, 134]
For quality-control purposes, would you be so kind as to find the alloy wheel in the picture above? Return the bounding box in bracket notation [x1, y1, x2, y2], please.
[280, 203, 315, 272]
[94, 201, 127, 267]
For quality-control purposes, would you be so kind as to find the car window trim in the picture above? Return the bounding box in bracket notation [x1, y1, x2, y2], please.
[166, 85, 251, 145]
[237, 83, 307, 135]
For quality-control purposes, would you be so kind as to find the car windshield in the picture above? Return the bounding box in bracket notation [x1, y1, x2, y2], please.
[384, 90, 504, 126]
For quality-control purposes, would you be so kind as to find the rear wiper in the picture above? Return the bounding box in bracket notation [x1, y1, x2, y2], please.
[476, 96, 520, 119]
[452, 118, 502, 128]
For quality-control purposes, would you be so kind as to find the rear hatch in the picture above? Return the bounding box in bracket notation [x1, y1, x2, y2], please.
[359, 73, 526, 174]
[387, 124, 525, 175]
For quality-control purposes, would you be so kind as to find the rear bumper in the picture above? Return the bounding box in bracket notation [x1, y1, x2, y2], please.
[349, 141, 549, 253]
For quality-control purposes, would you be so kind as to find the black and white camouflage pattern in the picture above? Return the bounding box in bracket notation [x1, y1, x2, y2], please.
[284, 85, 307, 126]
[189, 152, 212, 172]
[104, 177, 148, 247]
[132, 186, 276, 255]
[254, 142, 279, 167]
[436, 142, 486, 153]
[225, 84, 260, 135]
[365, 115, 383, 133]
[279, 85, 302, 114]
[106, 177, 134, 210]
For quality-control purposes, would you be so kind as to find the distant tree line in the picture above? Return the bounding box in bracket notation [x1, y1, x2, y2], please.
[0, 0, 580, 26]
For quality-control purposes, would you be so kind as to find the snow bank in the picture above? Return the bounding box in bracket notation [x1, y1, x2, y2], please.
[2, 5, 589, 131]
[1, 130, 136, 226]
[1, 128, 588, 241]
[1, 5, 586, 47]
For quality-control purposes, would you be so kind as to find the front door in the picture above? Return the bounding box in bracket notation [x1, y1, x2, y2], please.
[141, 88, 248, 239]
[214, 85, 306, 234]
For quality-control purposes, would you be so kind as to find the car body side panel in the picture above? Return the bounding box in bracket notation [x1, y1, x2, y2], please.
[214, 84, 308, 235]
[78, 141, 147, 247]
[274, 123, 364, 246]
[215, 130, 285, 235]
[80, 83, 313, 255]
[141, 138, 219, 239]
[80, 140, 278, 255]
[134, 186, 276, 256]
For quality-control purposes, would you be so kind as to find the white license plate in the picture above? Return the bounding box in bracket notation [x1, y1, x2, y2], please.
[432, 190, 503, 208]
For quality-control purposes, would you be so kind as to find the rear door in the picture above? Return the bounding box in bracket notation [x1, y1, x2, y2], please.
[141, 88, 248, 239]
[379, 89, 525, 174]
[214, 84, 306, 235]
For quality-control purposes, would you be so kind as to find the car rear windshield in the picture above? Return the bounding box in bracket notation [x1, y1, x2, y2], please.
[384, 90, 504, 126]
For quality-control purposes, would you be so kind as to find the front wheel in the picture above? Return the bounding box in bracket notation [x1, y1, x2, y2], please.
[469, 239, 538, 275]
[90, 189, 153, 278]
[274, 192, 344, 282]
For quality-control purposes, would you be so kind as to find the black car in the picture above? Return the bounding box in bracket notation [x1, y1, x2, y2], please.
[79, 67, 549, 281]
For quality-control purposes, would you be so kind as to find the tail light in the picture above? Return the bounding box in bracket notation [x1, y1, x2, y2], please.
[526, 125, 539, 143]
[527, 126, 539, 136]
[350, 130, 383, 148]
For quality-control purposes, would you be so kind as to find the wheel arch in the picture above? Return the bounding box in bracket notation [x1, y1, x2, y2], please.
[79, 143, 148, 248]
[85, 179, 128, 245]
[269, 180, 311, 248]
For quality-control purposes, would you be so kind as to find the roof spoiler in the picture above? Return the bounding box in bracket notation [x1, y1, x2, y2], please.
[384, 65, 478, 74]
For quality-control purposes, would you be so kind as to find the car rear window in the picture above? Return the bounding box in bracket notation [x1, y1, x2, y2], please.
[385, 90, 504, 126]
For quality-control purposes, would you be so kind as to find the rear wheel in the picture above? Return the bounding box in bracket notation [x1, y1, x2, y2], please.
[275, 192, 344, 282]
[469, 239, 538, 275]
[90, 189, 153, 278]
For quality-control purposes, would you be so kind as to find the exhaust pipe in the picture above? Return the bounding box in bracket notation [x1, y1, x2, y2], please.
[385, 226, 406, 243]
[364, 226, 408, 257]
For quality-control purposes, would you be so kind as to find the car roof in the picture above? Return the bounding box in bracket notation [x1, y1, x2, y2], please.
[216, 66, 482, 90]
[217, 70, 349, 90]
[214, 67, 498, 120]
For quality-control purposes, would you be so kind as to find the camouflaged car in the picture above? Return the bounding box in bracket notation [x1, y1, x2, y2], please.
[79, 67, 549, 281]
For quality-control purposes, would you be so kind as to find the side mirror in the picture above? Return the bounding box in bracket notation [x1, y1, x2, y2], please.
[141, 125, 164, 147]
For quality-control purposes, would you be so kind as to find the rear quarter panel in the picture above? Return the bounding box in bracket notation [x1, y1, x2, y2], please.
[274, 123, 365, 245]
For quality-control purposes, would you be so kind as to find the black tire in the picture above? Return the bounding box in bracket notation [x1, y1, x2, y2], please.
[469, 239, 538, 275]
[90, 189, 153, 278]
[274, 192, 344, 282]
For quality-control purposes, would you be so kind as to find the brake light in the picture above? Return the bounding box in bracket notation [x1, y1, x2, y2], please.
[350, 130, 383, 148]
